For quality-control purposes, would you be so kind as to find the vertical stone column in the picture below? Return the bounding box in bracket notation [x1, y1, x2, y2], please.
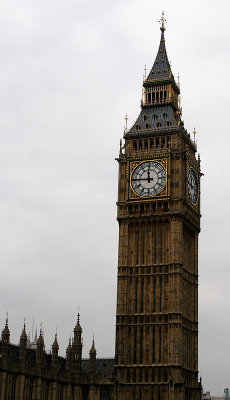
[0, 372, 7, 400]
[16, 374, 25, 400]
[36, 377, 42, 400]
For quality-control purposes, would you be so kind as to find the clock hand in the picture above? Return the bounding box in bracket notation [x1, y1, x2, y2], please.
[132, 177, 153, 181]
[147, 165, 151, 183]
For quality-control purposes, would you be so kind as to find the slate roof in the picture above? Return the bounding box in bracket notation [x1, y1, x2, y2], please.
[146, 29, 172, 82]
[127, 104, 179, 137]
[82, 358, 115, 377]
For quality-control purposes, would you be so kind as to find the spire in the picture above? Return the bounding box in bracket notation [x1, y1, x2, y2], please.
[1, 313, 10, 357]
[36, 324, 44, 364]
[145, 13, 175, 83]
[20, 319, 27, 345]
[19, 319, 27, 359]
[89, 336, 97, 377]
[52, 331, 59, 367]
[2, 312, 10, 343]
[89, 336, 96, 356]
[74, 312, 82, 341]
[72, 312, 82, 373]
[66, 335, 72, 371]
[52, 332, 59, 352]
[125, 13, 185, 138]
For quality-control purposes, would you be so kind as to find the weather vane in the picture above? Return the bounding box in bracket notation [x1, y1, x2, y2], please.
[159, 10, 167, 31]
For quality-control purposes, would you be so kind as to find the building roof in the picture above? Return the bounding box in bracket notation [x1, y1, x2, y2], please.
[82, 358, 114, 376]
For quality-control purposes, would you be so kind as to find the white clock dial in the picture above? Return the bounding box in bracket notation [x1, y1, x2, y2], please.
[188, 168, 198, 204]
[131, 161, 166, 197]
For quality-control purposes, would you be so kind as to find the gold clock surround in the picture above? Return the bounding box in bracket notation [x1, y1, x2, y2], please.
[129, 158, 168, 200]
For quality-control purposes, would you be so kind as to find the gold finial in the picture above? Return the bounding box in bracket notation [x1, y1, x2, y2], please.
[6, 311, 8, 323]
[193, 127, 197, 143]
[159, 10, 166, 31]
[124, 113, 128, 133]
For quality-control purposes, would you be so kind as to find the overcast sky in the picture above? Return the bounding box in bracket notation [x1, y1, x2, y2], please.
[0, 0, 229, 396]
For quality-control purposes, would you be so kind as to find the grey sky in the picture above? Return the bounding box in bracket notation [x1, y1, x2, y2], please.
[0, 0, 229, 396]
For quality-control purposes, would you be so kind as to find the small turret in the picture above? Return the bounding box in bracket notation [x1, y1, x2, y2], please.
[36, 326, 44, 364]
[19, 320, 27, 360]
[1, 313, 10, 357]
[89, 337, 97, 376]
[51, 332, 59, 368]
[73, 312, 82, 343]
[66, 337, 72, 371]
[72, 313, 82, 373]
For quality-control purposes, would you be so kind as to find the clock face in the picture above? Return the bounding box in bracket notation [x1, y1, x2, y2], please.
[188, 168, 198, 204]
[131, 161, 166, 197]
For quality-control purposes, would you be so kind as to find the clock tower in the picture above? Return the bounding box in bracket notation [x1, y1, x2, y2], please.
[115, 14, 201, 400]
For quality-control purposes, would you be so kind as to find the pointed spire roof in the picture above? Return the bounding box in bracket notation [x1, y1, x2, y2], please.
[52, 332, 59, 351]
[66, 335, 72, 353]
[37, 325, 44, 347]
[146, 31, 171, 82]
[74, 312, 82, 333]
[144, 13, 178, 90]
[2, 312, 10, 341]
[90, 336, 96, 355]
[20, 319, 27, 343]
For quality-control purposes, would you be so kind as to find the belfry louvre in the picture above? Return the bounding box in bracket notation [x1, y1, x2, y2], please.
[0, 14, 202, 400]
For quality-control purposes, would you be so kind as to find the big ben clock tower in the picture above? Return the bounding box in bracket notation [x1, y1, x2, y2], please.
[115, 13, 201, 400]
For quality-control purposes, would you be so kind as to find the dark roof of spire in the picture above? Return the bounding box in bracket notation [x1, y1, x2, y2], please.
[74, 313, 82, 333]
[52, 333, 59, 350]
[20, 323, 27, 343]
[2, 318, 10, 339]
[146, 30, 172, 82]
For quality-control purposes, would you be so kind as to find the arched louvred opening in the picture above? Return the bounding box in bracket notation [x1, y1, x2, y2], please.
[139, 141, 142, 150]
[156, 91, 159, 102]
[133, 141, 137, 151]
[150, 140, 154, 149]
[148, 91, 151, 103]
[161, 138, 165, 148]
[164, 90, 167, 100]
[145, 140, 148, 150]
